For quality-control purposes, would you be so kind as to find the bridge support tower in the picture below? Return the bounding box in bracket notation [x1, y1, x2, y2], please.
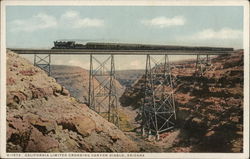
[88, 54, 119, 127]
[34, 54, 51, 76]
[142, 55, 176, 140]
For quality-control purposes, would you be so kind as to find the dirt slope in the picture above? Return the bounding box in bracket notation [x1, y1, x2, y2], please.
[51, 65, 124, 104]
[6, 50, 139, 152]
[116, 70, 145, 87]
[51, 65, 91, 103]
[50, 65, 136, 131]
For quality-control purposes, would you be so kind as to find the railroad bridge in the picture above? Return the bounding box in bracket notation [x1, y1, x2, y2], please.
[9, 43, 234, 139]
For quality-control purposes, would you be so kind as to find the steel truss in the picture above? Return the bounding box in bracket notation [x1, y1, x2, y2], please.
[34, 54, 51, 75]
[195, 55, 212, 76]
[142, 55, 176, 140]
[88, 54, 119, 127]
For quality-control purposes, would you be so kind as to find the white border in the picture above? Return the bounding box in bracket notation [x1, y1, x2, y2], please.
[243, 1, 249, 158]
[0, 1, 249, 159]
[0, 1, 7, 159]
[0, 0, 248, 6]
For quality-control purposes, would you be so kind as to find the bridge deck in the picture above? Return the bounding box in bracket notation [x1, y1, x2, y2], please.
[8, 48, 233, 55]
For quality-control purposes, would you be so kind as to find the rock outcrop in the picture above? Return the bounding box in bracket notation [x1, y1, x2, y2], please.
[6, 50, 139, 152]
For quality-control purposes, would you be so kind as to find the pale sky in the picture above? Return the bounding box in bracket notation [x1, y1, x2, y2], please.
[6, 6, 243, 70]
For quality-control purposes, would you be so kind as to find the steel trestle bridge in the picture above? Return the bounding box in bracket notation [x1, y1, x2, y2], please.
[9, 44, 233, 140]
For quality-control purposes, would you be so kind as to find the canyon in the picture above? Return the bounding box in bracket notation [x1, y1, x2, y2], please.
[6, 49, 243, 152]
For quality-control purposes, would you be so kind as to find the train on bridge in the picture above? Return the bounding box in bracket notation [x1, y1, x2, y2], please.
[51, 41, 234, 51]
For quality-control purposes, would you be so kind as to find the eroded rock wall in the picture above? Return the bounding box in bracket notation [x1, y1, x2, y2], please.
[120, 51, 244, 152]
[6, 51, 139, 152]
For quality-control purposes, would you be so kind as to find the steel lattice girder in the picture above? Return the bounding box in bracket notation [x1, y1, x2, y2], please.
[34, 54, 51, 76]
[88, 54, 119, 127]
[142, 55, 176, 139]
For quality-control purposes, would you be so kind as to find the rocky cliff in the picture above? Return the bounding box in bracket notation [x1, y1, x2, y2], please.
[120, 50, 244, 152]
[172, 51, 243, 152]
[6, 50, 139, 152]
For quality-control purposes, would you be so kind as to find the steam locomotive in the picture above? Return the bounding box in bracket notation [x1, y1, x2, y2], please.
[51, 41, 234, 51]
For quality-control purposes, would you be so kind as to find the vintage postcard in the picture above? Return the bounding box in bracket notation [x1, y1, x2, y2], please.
[0, 0, 249, 159]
